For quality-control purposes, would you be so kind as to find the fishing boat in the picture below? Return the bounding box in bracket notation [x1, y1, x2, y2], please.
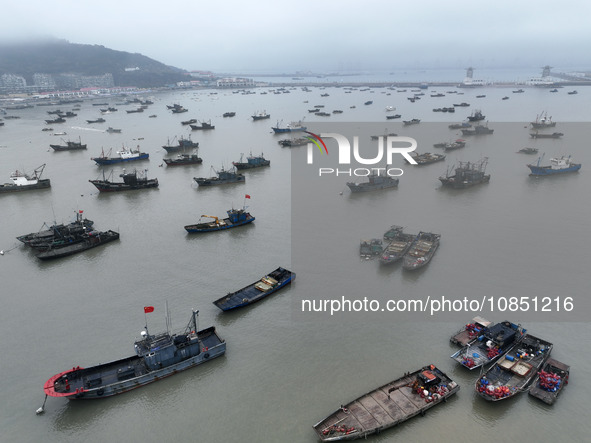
[461, 124, 493, 135]
[359, 240, 372, 258]
[346, 172, 398, 193]
[252, 111, 270, 121]
[162, 135, 199, 153]
[50, 137, 87, 151]
[17, 211, 94, 246]
[126, 108, 144, 114]
[407, 152, 446, 165]
[185, 203, 254, 233]
[105, 127, 122, 133]
[232, 153, 270, 170]
[402, 232, 440, 270]
[213, 267, 294, 311]
[527, 155, 581, 176]
[181, 119, 198, 125]
[86, 118, 106, 124]
[312, 364, 459, 441]
[380, 230, 417, 265]
[530, 132, 563, 139]
[271, 120, 307, 133]
[531, 112, 556, 129]
[476, 334, 553, 401]
[450, 317, 492, 346]
[517, 147, 538, 154]
[403, 118, 420, 125]
[439, 158, 490, 188]
[189, 121, 215, 130]
[383, 225, 402, 241]
[370, 132, 397, 140]
[529, 358, 570, 405]
[45, 117, 66, 124]
[193, 166, 245, 186]
[453, 102, 470, 107]
[0, 164, 51, 193]
[386, 114, 401, 120]
[364, 100, 373, 105]
[36, 229, 120, 260]
[91, 147, 149, 165]
[89, 169, 158, 192]
[448, 122, 471, 129]
[163, 153, 203, 166]
[467, 110, 485, 121]
[41, 309, 225, 403]
[450, 321, 526, 370]
[278, 138, 308, 147]
[223, 112, 236, 117]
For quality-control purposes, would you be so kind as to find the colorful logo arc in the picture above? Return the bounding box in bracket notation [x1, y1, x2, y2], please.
[304, 131, 328, 155]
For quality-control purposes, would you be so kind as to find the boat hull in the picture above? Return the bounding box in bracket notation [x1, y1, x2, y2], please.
[194, 176, 245, 186]
[89, 179, 159, 192]
[92, 153, 149, 165]
[0, 179, 51, 193]
[213, 267, 294, 311]
[185, 215, 255, 233]
[528, 164, 581, 176]
[36, 230, 119, 260]
[232, 161, 270, 170]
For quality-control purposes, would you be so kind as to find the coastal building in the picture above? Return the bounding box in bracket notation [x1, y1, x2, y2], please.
[216, 77, 255, 88]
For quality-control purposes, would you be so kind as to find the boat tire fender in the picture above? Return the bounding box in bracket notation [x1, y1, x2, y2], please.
[97, 389, 104, 396]
[204, 353, 210, 359]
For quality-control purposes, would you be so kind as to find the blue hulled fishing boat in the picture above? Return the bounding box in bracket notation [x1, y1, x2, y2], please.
[527, 155, 581, 176]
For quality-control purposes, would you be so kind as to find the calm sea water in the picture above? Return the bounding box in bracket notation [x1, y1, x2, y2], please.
[1, 76, 590, 442]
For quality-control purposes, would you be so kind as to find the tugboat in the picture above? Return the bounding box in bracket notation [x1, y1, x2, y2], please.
[251, 111, 270, 121]
[347, 171, 399, 193]
[89, 169, 159, 192]
[91, 146, 149, 165]
[185, 202, 254, 233]
[162, 135, 199, 153]
[271, 120, 307, 133]
[50, 137, 87, 151]
[402, 232, 440, 270]
[461, 124, 493, 135]
[213, 267, 294, 311]
[232, 152, 270, 170]
[41, 308, 225, 402]
[439, 158, 490, 188]
[193, 166, 245, 186]
[380, 229, 417, 265]
[163, 152, 203, 166]
[36, 229, 120, 260]
[0, 164, 51, 193]
[527, 155, 581, 176]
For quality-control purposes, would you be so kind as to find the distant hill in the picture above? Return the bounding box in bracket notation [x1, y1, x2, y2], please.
[0, 38, 189, 88]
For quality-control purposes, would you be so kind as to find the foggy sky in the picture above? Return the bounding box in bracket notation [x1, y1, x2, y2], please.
[3, 0, 591, 73]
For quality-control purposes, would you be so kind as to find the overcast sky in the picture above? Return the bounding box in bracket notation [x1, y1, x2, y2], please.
[4, 0, 591, 73]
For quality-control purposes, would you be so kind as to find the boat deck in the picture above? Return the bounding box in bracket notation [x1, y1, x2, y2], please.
[529, 358, 570, 405]
[313, 366, 459, 441]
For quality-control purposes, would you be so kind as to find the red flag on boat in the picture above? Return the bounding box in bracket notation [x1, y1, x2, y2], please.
[245, 194, 251, 199]
[144, 306, 154, 313]
[79, 210, 84, 214]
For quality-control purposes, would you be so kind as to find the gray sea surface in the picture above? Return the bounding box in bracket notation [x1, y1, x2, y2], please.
[1, 80, 590, 442]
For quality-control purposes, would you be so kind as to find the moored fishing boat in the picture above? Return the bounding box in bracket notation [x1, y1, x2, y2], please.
[251, 111, 270, 121]
[517, 147, 538, 154]
[467, 109, 485, 121]
[531, 112, 556, 129]
[162, 135, 199, 152]
[347, 172, 398, 193]
[476, 334, 553, 401]
[163, 153, 203, 166]
[450, 316, 492, 346]
[402, 232, 440, 270]
[86, 118, 106, 123]
[271, 120, 307, 133]
[439, 158, 490, 188]
[278, 137, 308, 147]
[529, 358, 570, 405]
[193, 166, 245, 186]
[403, 118, 420, 125]
[527, 155, 581, 176]
[17, 210, 94, 246]
[380, 229, 417, 265]
[530, 132, 563, 139]
[213, 267, 295, 311]
[0, 164, 51, 193]
[312, 364, 459, 441]
[41, 308, 225, 403]
[36, 229, 120, 260]
[461, 124, 493, 135]
[450, 321, 526, 370]
[407, 152, 446, 165]
[50, 137, 87, 151]
[185, 200, 254, 233]
[89, 169, 158, 192]
[189, 120, 215, 130]
[105, 127, 122, 133]
[232, 152, 270, 170]
[91, 147, 149, 165]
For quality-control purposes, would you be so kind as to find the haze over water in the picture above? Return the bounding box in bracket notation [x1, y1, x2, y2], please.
[1, 71, 590, 442]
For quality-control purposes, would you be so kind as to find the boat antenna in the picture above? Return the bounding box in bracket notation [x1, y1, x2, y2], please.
[165, 300, 171, 335]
